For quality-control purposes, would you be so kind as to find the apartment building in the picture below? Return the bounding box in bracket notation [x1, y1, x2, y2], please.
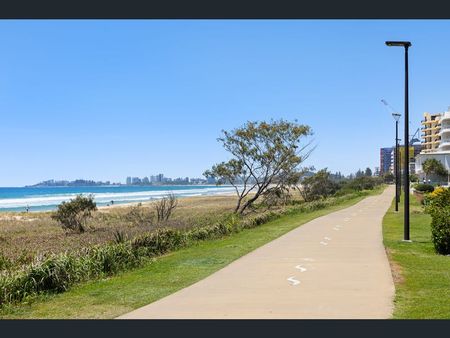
[416, 109, 450, 182]
[421, 112, 442, 153]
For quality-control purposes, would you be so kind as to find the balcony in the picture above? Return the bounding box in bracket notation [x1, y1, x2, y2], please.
[439, 128, 450, 137]
[440, 112, 450, 124]
[439, 140, 450, 150]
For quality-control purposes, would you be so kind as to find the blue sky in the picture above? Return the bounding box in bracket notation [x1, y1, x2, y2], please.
[1, 20, 450, 186]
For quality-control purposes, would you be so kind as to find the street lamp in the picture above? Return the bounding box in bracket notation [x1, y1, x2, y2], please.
[385, 40, 412, 242]
[392, 112, 401, 212]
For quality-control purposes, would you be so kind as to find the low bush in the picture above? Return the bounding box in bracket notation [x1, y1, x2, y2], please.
[424, 186, 450, 255]
[341, 176, 382, 191]
[414, 184, 435, 193]
[131, 228, 188, 256]
[125, 205, 154, 227]
[427, 209, 450, 255]
[52, 195, 97, 233]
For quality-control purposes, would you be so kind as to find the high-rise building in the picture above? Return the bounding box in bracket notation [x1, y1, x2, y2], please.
[421, 112, 442, 153]
[416, 108, 450, 182]
[131, 177, 141, 185]
[126, 177, 132, 185]
[142, 177, 150, 185]
[380, 147, 393, 174]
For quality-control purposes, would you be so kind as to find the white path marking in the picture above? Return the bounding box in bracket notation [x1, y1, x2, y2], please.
[287, 277, 300, 286]
[302, 258, 315, 262]
[295, 265, 307, 272]
[320, 241, 328, 246]
[324, 237, 332, 241]
[333, 227, 340, 231]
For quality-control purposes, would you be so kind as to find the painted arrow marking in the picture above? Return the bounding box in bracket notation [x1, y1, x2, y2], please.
[295, 265, 307, 272]
[287, 276, 300, 286]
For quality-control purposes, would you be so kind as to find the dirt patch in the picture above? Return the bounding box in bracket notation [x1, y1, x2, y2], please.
[385, 248, 405, 285]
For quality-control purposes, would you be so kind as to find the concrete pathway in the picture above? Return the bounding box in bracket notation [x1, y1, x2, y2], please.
[118, 186, 395, 319]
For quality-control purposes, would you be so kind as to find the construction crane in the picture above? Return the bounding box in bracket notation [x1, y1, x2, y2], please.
[381, 99, 399, 114]
[410, 127, 420, 144]
[381, 99, 419, 143]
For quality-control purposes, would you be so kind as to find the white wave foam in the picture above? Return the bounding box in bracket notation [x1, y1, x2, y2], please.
[0, 186, 236, 209]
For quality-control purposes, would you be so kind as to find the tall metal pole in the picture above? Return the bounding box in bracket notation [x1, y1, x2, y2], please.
[395, 120, 399, 212]
[404, 45, 410, 241]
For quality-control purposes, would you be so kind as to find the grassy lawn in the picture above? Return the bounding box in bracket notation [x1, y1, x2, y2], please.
[383, 193, 450, 319]
[0, 188, 385, 319]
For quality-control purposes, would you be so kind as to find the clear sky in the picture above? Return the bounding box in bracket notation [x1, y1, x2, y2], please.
[1, 20, 450, 186]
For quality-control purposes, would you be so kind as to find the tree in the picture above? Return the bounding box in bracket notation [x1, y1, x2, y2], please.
[296, 168, 340, 202]
[355, 169, 364, 178]
[364, 167, 372, 177]
[52, 194, 97, 233]
[382, 172, 395, 183]
[423, 158, 448, 182]
[154, 193, 178, 222]
[204, 119, 313, 214]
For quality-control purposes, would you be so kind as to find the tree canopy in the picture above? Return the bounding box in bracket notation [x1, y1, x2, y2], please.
[423, 158, 448, 179]
[204, 119, 313, 214]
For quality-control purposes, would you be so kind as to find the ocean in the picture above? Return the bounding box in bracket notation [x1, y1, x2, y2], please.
[0, 185, 236, 212]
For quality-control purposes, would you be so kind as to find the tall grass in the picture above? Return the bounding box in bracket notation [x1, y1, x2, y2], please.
[0, 188, 381, 307]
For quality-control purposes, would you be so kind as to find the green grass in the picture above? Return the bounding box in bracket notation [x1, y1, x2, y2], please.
[0, 187, 385, 319]
[383, 193, 450, 319]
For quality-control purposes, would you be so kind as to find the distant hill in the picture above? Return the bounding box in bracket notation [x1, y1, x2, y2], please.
[27, 179, 118, 187]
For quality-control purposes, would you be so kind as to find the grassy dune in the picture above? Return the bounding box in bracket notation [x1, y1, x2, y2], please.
[0, 195, 237, 265]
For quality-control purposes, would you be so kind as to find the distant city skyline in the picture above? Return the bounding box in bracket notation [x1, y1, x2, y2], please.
[3, 20, 450, 186]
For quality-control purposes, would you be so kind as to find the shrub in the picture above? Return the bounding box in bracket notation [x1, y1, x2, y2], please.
[131, 228, 187, 256]
[125, 205, 154, 227]
[261, 186, 292, 208]
[298, 169, 340, 201]
[52, 194, 97, 233]
[342, 176, 380, 191]
[427, 209, 450, 255]
[113, 230, 128, 244]
[415, 184, 435, 193]
[424, 186, 450, 255]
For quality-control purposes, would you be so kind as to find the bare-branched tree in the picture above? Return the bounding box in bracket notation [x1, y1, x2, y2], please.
[154, 193, 178, 222]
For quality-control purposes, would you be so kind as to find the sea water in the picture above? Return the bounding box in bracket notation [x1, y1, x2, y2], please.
[0, 185, 236, 212]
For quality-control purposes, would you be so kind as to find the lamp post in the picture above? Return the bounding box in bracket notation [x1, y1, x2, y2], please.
[392, 112, 401, 212]
[385, 40, 411, 242]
